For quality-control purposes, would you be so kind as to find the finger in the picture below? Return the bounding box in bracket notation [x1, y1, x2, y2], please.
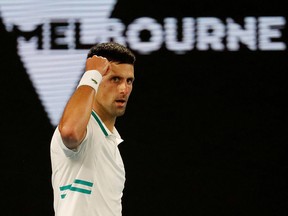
[91, 55, 104, 59]
[103, 64, 111, 76]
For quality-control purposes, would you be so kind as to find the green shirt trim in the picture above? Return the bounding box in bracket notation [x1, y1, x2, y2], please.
[91, 111, 108, 136]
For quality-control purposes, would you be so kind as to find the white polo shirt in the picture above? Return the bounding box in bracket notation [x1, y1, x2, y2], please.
[50, 110, 125, 216]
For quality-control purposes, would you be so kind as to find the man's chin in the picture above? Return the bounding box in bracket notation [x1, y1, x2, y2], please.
[115, 109, 126, 117]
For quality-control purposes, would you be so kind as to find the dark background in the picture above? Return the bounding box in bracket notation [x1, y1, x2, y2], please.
[0, 1, 286, 215]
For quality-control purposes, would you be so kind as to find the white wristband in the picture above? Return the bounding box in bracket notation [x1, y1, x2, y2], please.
[77, 70, 102, 92]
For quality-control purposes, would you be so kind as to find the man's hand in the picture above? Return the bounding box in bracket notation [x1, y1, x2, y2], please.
[86, 55, 110, 76]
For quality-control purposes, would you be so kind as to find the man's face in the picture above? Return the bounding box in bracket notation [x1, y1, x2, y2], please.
[95, 62, 135, 117]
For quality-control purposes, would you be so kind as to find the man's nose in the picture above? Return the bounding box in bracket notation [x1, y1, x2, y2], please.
[119, 82, 129, 94]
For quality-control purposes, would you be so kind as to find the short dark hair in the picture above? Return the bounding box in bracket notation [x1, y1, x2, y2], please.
[87, 42, 136, 65]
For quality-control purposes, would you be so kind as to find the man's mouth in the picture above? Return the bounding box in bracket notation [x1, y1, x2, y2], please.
[115, 99, 126, 106]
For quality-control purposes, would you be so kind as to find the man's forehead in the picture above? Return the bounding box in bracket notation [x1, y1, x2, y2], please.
[110, 63, 134, 75]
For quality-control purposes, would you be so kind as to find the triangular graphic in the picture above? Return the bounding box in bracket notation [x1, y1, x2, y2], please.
[0, 0, 117, 126]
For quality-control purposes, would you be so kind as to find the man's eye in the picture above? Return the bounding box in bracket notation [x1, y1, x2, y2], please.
[112, 77, 120, 82]
[127, 79, 134, 84]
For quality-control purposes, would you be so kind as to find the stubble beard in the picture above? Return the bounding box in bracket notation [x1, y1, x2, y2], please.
[115, 107, 126, 117]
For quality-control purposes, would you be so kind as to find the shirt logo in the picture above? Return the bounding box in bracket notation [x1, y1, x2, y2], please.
[91, 78, 98, 85]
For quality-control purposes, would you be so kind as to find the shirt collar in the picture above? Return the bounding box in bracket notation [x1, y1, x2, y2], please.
[91, 110, 123, 144]
[91, 110, 109, 136]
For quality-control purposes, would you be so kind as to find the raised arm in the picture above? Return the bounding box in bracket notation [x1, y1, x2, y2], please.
[58, 55, 109, 149]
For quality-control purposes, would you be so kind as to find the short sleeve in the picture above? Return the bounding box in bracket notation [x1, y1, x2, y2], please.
[55, 123, 92, 158]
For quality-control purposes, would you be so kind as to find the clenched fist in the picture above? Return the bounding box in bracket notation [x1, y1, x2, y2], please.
[86, 55, 110, 76]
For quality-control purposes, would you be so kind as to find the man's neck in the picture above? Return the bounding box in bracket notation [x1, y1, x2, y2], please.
[92, 108, 116, 133]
